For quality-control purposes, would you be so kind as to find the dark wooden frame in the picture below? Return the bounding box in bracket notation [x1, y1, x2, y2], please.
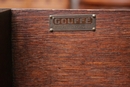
[0, 8, 130, 87]
[0, 9, 12, 87]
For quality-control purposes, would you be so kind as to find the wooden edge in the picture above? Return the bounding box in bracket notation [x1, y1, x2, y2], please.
[10, 8, 130, 11]
[0, 8, 11, 12]
[0, 9, 12, 87]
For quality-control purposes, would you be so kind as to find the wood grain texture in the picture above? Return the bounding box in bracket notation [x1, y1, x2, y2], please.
[12, 9, 130, 87]
[0, 9, 12, 87]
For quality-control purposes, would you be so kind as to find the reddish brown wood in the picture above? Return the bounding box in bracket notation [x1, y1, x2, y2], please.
[81, 0, 130, 6]
[80, 0, 130, 9]
[12, 9, 130, 87]
[0, 9, 12, 87]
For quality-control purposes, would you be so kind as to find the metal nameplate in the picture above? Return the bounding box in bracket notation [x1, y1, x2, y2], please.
[49, 14, 96, 32]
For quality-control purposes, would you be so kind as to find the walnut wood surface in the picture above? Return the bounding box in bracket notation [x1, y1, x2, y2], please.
[0, 9, 12, 87]
[12, 9, 130, 87]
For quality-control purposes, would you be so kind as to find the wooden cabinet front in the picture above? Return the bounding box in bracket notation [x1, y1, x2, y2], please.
[12, 9, 130, 87]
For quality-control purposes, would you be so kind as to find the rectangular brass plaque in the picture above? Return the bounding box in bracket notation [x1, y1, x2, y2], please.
[49, 14, 96, 32]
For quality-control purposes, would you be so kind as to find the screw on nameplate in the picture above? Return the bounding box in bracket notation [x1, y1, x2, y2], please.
[50, 28, 53, 32]
[49, 14, 96, 32]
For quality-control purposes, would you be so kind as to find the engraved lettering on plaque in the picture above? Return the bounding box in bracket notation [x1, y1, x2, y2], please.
[49, 14, 96, 31]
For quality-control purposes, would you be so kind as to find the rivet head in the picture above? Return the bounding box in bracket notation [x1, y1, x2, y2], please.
[92, 27, 96, 30]
[50, 28, 53, 32]
[50, 15, 52, 19]
[92, 14, 96, 18]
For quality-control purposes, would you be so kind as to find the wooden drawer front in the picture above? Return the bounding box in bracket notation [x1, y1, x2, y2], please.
[12, 9, 130, 87]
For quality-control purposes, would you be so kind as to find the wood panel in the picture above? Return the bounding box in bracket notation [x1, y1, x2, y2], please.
[0, 9, 12, 87]
[12, 9, 130, 87]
